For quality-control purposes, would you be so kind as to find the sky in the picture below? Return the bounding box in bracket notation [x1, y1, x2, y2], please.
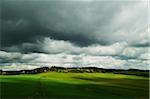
[0, 0, 149, 70]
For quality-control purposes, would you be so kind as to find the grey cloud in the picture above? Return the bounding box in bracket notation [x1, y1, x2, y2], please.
[0, 48, 149, 70]
[115, 46, 149, 60]
[0, 51, 22, 63]
[124, 59, 150, 70]
[0, 50, 39, 63]
[1, 37, 149, 62]
[138, 53, 150, 60]
[1, 0, 148, 49]
[3, 42, 42, 53]
[4, 38, 128, 56]
[72, 56, 83, 61]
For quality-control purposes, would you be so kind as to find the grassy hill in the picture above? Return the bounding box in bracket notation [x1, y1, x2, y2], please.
[0, 72, 149, 99]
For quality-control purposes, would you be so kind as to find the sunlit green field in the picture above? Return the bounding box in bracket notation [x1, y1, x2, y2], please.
[0, 72, 149, 99]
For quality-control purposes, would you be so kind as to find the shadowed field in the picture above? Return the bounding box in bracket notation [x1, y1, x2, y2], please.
[0, 72, 149, 99]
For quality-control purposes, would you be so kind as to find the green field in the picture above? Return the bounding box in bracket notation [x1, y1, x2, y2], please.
[0, 72, 149, 99]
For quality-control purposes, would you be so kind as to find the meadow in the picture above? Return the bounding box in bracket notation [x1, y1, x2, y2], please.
[0, 72, 149, 99]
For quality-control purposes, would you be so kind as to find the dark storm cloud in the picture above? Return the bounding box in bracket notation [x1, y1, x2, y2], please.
[1, 0, 148, 50]
[1, 0, 99, 48]
[1, 0, 49, 47]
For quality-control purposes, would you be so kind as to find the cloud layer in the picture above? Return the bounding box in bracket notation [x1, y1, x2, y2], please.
[1, 0, 149, 47]
[0, 0, 149, 70]
[0, 38, 149, 70]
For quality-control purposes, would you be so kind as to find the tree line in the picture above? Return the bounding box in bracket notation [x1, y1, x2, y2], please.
[0, 66, 149, 77]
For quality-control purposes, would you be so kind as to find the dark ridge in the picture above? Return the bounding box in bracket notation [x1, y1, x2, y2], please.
[0, 66, 149, 77]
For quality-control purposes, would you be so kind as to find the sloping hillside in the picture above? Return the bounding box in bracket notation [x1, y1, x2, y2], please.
[0, 72, 149, 99]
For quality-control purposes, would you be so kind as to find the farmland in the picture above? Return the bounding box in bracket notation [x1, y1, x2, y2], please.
[0, 72, 149, 99]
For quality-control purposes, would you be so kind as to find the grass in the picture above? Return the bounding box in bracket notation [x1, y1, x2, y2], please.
[0, 72, 149, 99]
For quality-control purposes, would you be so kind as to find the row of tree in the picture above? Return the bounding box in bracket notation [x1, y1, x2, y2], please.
[0, 66, 149, 77]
